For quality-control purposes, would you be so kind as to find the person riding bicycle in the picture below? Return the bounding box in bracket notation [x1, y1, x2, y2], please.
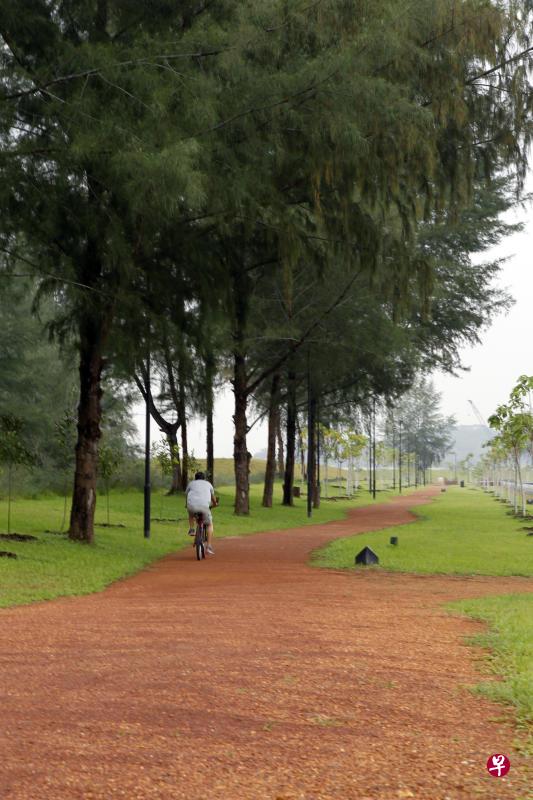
[185, 471, 217, 555]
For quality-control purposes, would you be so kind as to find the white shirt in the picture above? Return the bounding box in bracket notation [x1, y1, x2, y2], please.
[186, 479, 214, 508]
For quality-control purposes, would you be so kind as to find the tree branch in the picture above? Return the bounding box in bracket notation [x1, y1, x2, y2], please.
[162, 339, 182, 422]
[1, 50, 227, 101]
[0, 248, 110, 296]
[245, 265, 363, 397]
[134, 371, 180, 435]
[467, 45, 533, 85]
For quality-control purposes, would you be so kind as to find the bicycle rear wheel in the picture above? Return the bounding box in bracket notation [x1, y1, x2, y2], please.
[195, 523, 206, 560]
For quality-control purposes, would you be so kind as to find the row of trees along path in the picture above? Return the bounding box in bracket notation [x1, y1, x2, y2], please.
[1, 2, 532, 541]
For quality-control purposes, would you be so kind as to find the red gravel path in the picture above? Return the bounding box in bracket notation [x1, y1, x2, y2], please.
[1, 488, 532, 800]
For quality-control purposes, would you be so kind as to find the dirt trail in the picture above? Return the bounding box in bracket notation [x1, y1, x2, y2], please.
[1, 488, 532, 800]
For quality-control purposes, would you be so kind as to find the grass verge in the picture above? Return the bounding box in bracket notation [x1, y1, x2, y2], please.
[449, 593, 533, 752]
[0, 481, 397, 608]
[312, 486, 533, 576]
[313, 486, 533, 751]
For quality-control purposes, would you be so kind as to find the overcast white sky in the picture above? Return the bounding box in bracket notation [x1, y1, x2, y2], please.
[134, 175, 532, 458]
[433, 176, 532, 427]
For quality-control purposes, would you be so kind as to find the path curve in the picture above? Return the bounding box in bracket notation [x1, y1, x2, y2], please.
[1, 488, 532, 800]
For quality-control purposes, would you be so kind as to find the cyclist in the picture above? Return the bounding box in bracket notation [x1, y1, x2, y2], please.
[185, 471, 217, 555]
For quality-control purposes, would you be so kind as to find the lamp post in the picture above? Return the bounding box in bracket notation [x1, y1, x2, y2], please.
[398, 418, 403, 494]
[367, 410, 372, 496]
[143, 346, 151, 539]
[306, 352, 314, 519]
[315, 400, 321, 508]
[392, 418, 396, 490]
[372, 396, 376, 499]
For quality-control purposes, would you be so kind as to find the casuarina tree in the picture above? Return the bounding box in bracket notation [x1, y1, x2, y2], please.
[0, 415, 34, 534]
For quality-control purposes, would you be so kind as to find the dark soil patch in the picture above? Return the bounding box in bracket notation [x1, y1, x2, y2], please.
[43, 530, 68, 536]
[0, 533, 38, 542]
[151, 517, 180, 523]
[0, 550, 17, 558]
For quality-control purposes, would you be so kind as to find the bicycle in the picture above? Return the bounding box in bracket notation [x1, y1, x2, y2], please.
[193, 511, 208, 561]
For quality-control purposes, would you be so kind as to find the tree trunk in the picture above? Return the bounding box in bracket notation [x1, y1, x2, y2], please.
[276, 417, 284, 478]
[313, 402, 320, 508]
[166, 429, 182, 494]
[232, 265, 251, 515]
[179, 369, 189, 491]
[134, 370, 182, 495]
[282, 369, 297, 506]
[262, 373, 280, 508]
[60, 474, 68, 532]
[307, 390, 316, 516]
[69, 326, 105, 543]
[512, 460, 517, 510]
[180, 419, 189, 490]
[206, 403, 214, 485]
[205, 356, 215, 485]
[297, 419, 306, 482]
[233, 352, 250, 514]
[7, 462, 12, 535]
[367, 427, 372, 495]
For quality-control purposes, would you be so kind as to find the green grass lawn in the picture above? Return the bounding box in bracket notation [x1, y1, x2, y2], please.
[314, 486, 533, 747]
[0, 481, 398, 608]
[312, 486, 533, 576]
[451, 593, 533, 749]
[2, 481, 532, 747]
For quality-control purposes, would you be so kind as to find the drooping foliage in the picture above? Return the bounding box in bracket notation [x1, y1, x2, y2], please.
[0, 0, 532, 535]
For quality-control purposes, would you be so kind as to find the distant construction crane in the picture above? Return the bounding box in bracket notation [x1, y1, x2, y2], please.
[468, 399, 487, 427]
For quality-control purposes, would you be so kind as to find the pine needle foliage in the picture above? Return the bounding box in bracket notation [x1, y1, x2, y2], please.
[1, 0, 532, 526]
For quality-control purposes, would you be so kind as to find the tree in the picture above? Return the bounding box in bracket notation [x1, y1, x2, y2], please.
[152, 436, 180, 519]
[458, 452, 475, 484]
[319, 426, 336, 498]
[489, 375, 533, 515]
[0, 278, 78, 475]
[0, 1, 236, 541]
[236, 173, 526, 513]
[186, 452, 202, 484]
[52, 411, 77, 532]
[262, 373, 281, 508]
[98, 443, 123, 526]
[482, 435, 514, 498]
[387, 378, 455, 483]
[0, 415, 34, 534]
[2, 0, 532, 533]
